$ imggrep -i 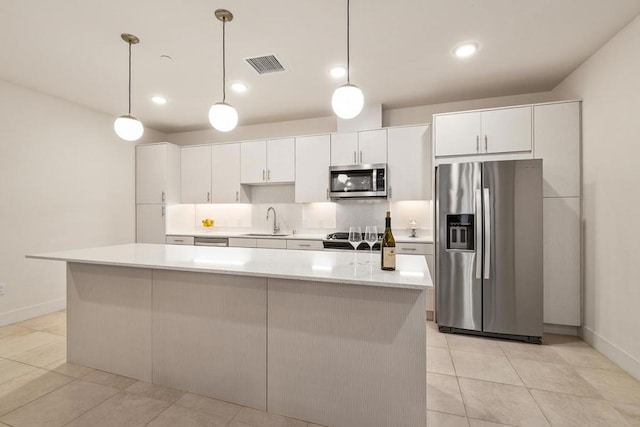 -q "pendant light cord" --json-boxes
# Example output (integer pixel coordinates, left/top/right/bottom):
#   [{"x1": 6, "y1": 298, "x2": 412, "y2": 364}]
[
  {"x1": 222, "y1": 18, "x2": 227, "y2": 102},
  {"x1": 346, "y1": 0, "x2": 351, "y2": 84},
  {"x1": 128, "y1": 41, "x2": 132, "y2": 115}
]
